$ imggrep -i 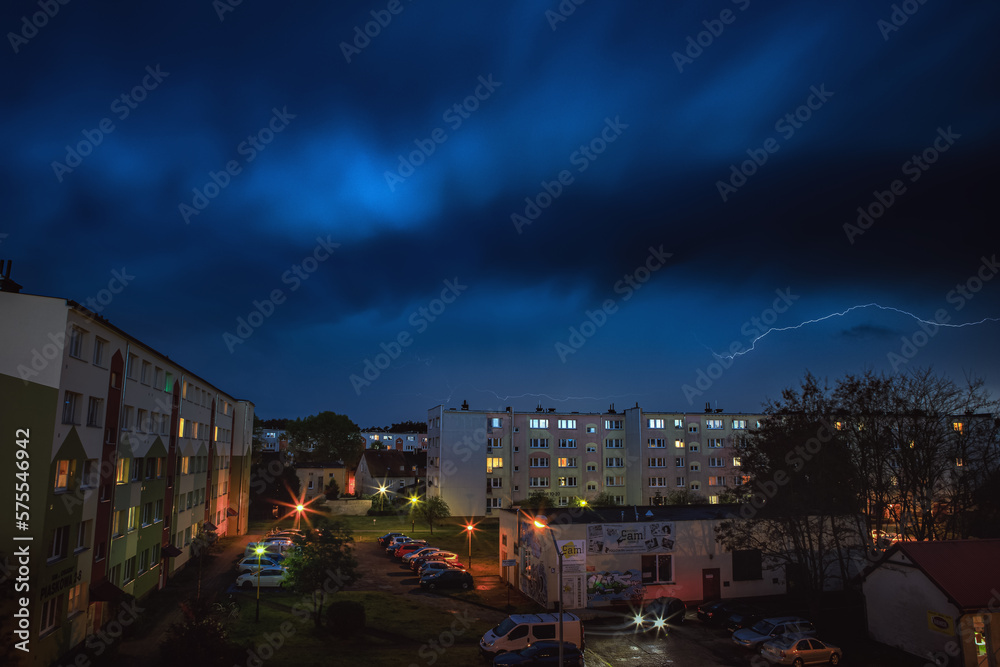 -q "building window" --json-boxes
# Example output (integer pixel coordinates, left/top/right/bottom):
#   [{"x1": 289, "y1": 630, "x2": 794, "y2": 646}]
[
  {"x1": 141, "y1": 502, "x2": 153, "y2": 527},
  {"x1": 488, "y1": 477, "x2": 503, "y2": 488},
  {"x1": 487, "y1": 438, "x2": 502, "y2": 449},
  {"x1": 586, "y1": 463, "x2": 597, "y2": 471},
  {"x1": 732, "y1": 419, "x2": 747, "y2": 429},
  {"x1": 486, "y1": 457, "x2": 503, "y2": 473},
  {"x1": 62, "y1": 391, "x2": 80, "y2": 424},
  {"x1": 130, "y1": 459, "x2": 142, "y2": 482},
  {"x1": 605, "y1": 419, "x2": 623, "y2": 430},
  {"x1": 121, "y1": 405, "x2": 133, "y2": 431},
  {"x1": 674, "y1": 439, "x2": 684, "y2": 448},
  {"x1": 558, "y1": 438, "x2": 577, "y2": 449},
  {"x1": 952, "y1": 421, "x2": 964, "y2": 433},
  {"x1": 649, "y1": 477, "x2": 667, "y2": 487},
  {"x1": 706, "y1": 419, "x2": 723, "y2": 429},
  {"x1": 612, "y1": 495, "x2": 625, "y2": 505},
  {"x1": 605, "y1": 457, "x2": 624, "y2": 468},
  {"x1": 709, "y1": 457, "x2": 724, "y2": 468},
  {"x1": 586, "y1": 444, "x2": 597, "y2": 452},
  {"x1": 139, "y1": 549, "x2": 150, "y2": 574},
  {"x1": 586, "y1": 482, "x2": 598, "y2": 491},
  {"x1": 80, "y1": 459, "x2": 98, "y2": 488},
  {"x1": 86, "y1": 397, "x2": 104, "y2": 428},
  {"x1": 115, "y1": 458, "x2": 129, "y2": 484},
  {"x1": 649, "y1": 458, "x2": 667, "y2": 467},
  {"x1": 707, "y1": 438, "x2": 725, "y2": 448},
  {"x1": 92, "y1": 338, "x2": 107, "y2": 366},
  {"x1": 529, "y1": 419, "x2": 548, "y2": 429},
  {"x1": 154, "y1": 499, "x2": 163, "y2": 522},
  {"x1": 48, "y1": 525, "x2": 69, "y2": 561},
  {"x1": 529, "y1": 477, "x2": 549, "y2": 488},
  {"x1": 76, "y1": 520, "x2": 92, "y2": 552},
  {"x1": 529, "y1": 438, "x2": 549, "y2": 448},
  {"x1": 557, "y1": 419, "x2": 576, "y2": 429},
  {"x1": 605, "y1": 439, "x2": 623, "y2": 449},
  {"x1": 647, "y1": 419, "x2": 665, "y2": 429},
  {"x1": 136, "y1": 409, "x2": 147, "y2": 432},
  {"x1": 68, "y1": 327, "x2": 85, "y2": 358},
  {"x1": 123, "y1": 556, "x2": 136, "y2": 584},
  {"x1": 40, "y1": 596, "x2": 61, "y2": 634},
  {"x1": 490, "y1": 418, "x2": 503, "y2": 428},
  {"x1": 487, "y1": 497, "x2": 502, "y2": 509},
  {"x1": 690, "y1": 481, "x2": 701, "y2": 490},
  {"x1": 648, "y1": 438, "x2": 666, "y2": 448},
  {"x1": 675, "y1": 457, "x2": 685, "y2": 468},
  {"x1": 676, "y1": 476, "x2": 685, "y2": 487},
  {"x1": 128, "y1": 506, "x2": 138, "y2": 531},
  {"x1": 127, "y1": 353, "x2": 138, "y2": 379},
  {"x1": 688, "y1": 424, "x2": 698, "y2": 433},
  {"x1": 557, "y1": 477, "x2": 577, "y2": 487},
  {"x1": 54, "y1": 460, "x2": 71, "y2": 492},
  {"x1": 605, "y1": 476, "x2": 625, "y2": 486},
  {"x1": 673, "y1": 419, "x2": 683, "y2": 429},
  {"x1": 733, "y1": 457, "x2": 742, "y2": 467},
  {"x1": 690, "y1": 462, "x2": 700, "y2": 472},
  {"x1": 641, "y1": 554, "x2": 672, "y2": 584},
  {"x1": 530, "y1": 457, "x2": 549, "y2": 467},
  {"x1": 141, "y1": 361, "x2": 151, "y2": 385},
  {"x1": 557, "y1": 457, "x2": 577, "y2": 468},
  {"x1": 709, "y1": 476, "x2": 727, "y2": 486},
  {"x1": 586, "y1": 425, "x2": 596, "y2": 433},
  {"x1": 689, "y1": 443, "x2": 700, "y2": 453}
]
